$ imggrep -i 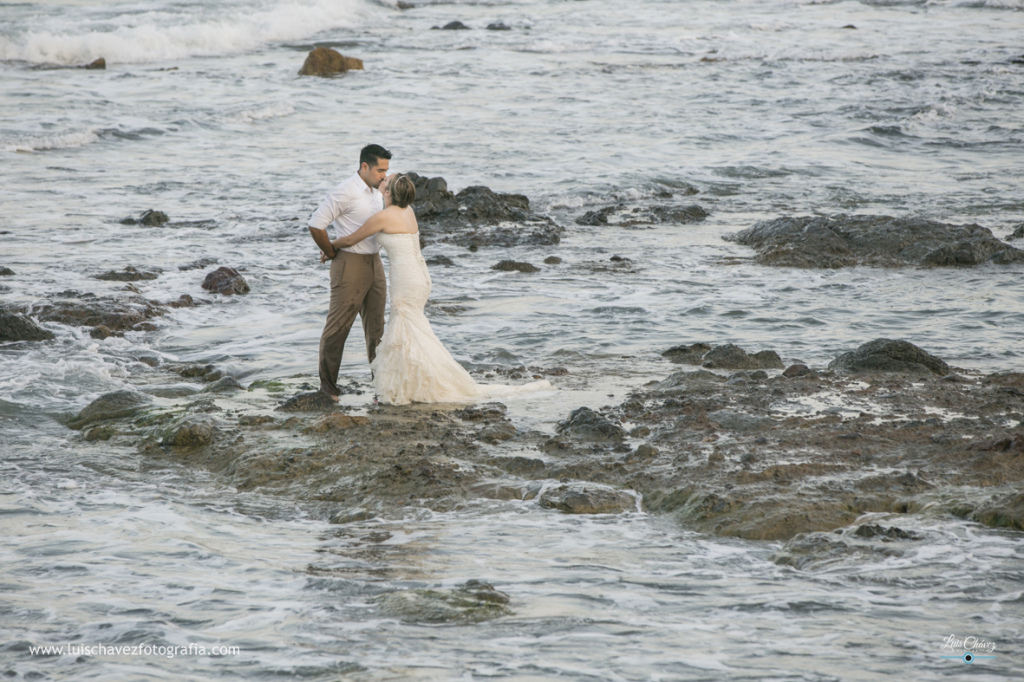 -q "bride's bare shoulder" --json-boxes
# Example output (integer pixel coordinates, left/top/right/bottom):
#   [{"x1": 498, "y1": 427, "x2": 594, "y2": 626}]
[{"x1": 381, "y1": 206, "x2": 419, "y2": 234}]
